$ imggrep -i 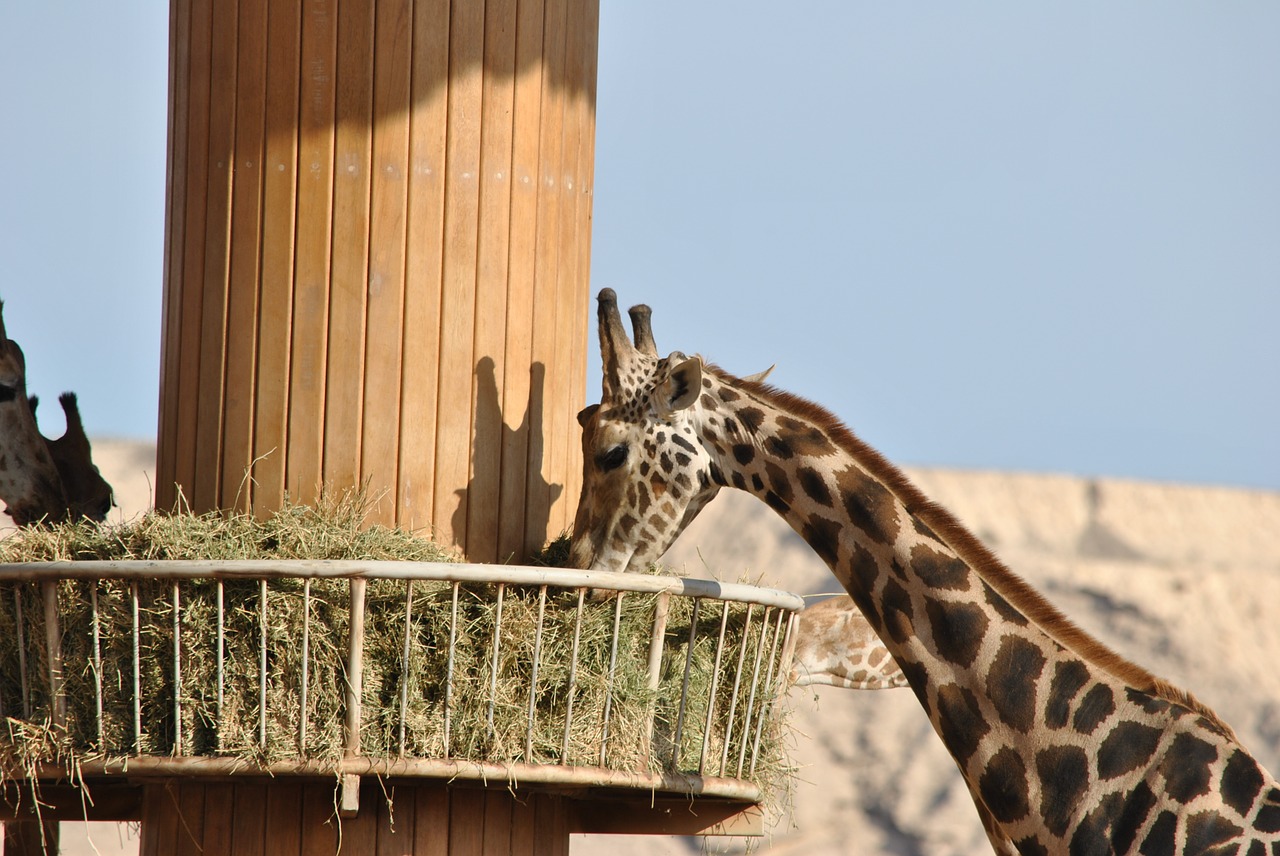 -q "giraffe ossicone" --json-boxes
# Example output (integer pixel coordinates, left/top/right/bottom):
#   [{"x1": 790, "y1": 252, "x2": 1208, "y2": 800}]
[
  {"x1": 0, "y1": 301, "x2": 113, "y2": 526},
  {"x1": 569, "y1": 288, "x2": 1280, "y2": 855}
]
